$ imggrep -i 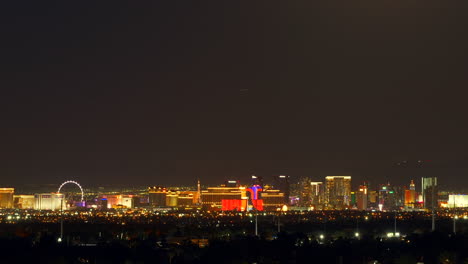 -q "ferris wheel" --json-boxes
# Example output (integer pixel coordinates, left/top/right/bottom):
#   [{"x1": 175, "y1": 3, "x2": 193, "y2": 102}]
[{"x1": 57, "y1": 180, "x2": 84, "y2": 202}]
